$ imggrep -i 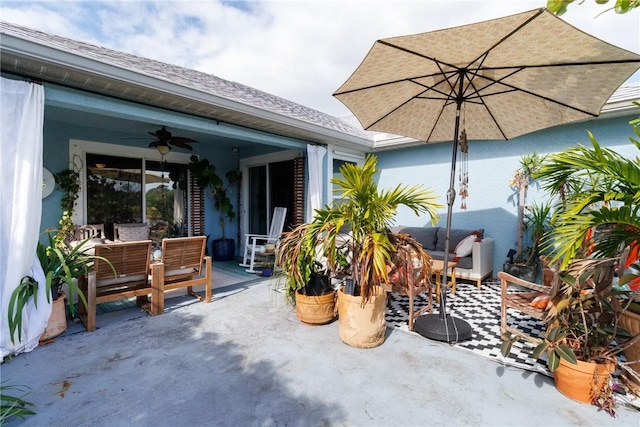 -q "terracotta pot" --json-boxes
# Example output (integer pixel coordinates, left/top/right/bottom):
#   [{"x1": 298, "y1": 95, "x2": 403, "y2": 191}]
[
  {"x1": 553, "y1": 357, "x2": 614, "y2": 403},
  {"x1": 39, "y1": 293, "x2": 67, "y2": 343},
  {"x1": 295, "y1": 289, "x2": 336, "y2": 325},
  {"x1": 337, "y1": 286, "x2": 387, "y2": 348},
  {"x1": 619, "y1": 309, "x2": 640, "y2": 396}
]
